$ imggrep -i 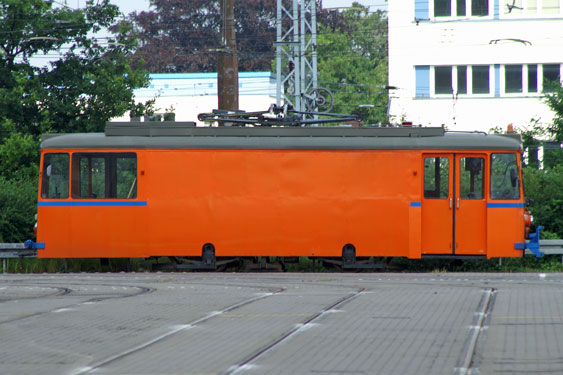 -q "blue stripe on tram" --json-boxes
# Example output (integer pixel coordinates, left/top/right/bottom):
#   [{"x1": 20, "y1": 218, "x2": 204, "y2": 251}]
[{"x1": 38, "y1": 201, "x2": 147, "y2": 207}]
